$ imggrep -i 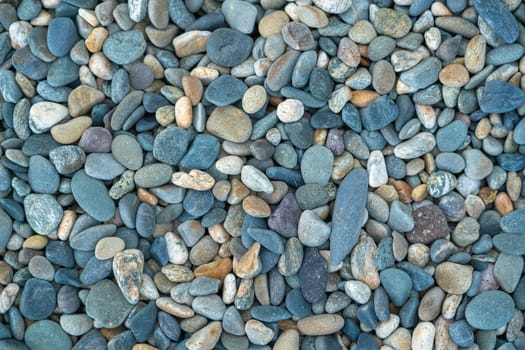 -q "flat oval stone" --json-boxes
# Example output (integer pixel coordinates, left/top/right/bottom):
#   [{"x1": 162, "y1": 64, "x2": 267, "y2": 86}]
[
  {"x1": 47, "y1": 17, "x2": 77, "y2": 57},
  {"x1": 20, "y1": 278, "x2": 56, "y2": 320},
  {"x1": 394, "y1": 132, "x2": 436, "y2": 159},
  {"x1": 103, "y1": 30, "x2": 147, "y2": 65},
  {"x1": 297, "y1": 314, "x2": 344, "y2": 335},
  {"x1": 361, "y1": 95, "x2": 399, "y2": 131},
  {"x1": 465, "y1": 290, "x2": 515, "y2": 330},
  {"x1": 152, "y1": 127, "x2": 189, "y2": 165},
  {"x1": 206, "y1": 28, "x2": 253, "y2": 67},
  {"x1": 85, "y1": 153, "x2": 125, "y2": 180},
  {"x1": 301, "y1": 145, "x2": 333, "y2": 186},
  {"x1": 181, "y1": 134, "x2": 220, "y2": 170},
  {"x1": 400, "y1": 57, "x2": 442, "y2": 89},
  {"x1": 28, "y1": 155, "x2": 60, "y2": 194},
  {"x1": 85, "y1": 279, "x2": 133, "y2": 328},
  {"x1": 204, "y1": 75, "x2": 247, "y2": 107},
  {"x1": 436, "y1": 120, "x2": 468, "y2": 152},
  {"x1": 71, "y1": 169, "x2": 115, "y2": 222},
  {"x1": 25, "y1": 320, "x2": 72, "y2": 350},
  {"x1": 330, "y1": 168, "x2": 368, "y2": 265},
  {"x1": 372, "y1": 8, "x2": 412, "y2": 38},
  {"x1": 134, "y1": 163, "x2": 173, "y2": 188},
  {"x1": 494, "y1": 233, "x2": 525, "y2": 255},
  {"x1": 479, "y1": 80, "x2": 525, "y2": 113}
]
